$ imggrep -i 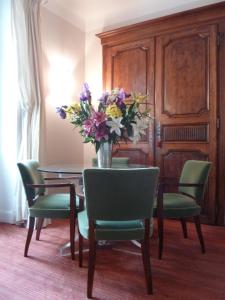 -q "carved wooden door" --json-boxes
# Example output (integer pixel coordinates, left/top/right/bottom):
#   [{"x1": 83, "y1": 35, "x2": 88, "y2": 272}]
[
  {"x1": 103, "y1": 39, "x2": 155, "y2": 164},
  {"x1": 155, "y1": 24, "x2": 218, "y2": 224}
]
